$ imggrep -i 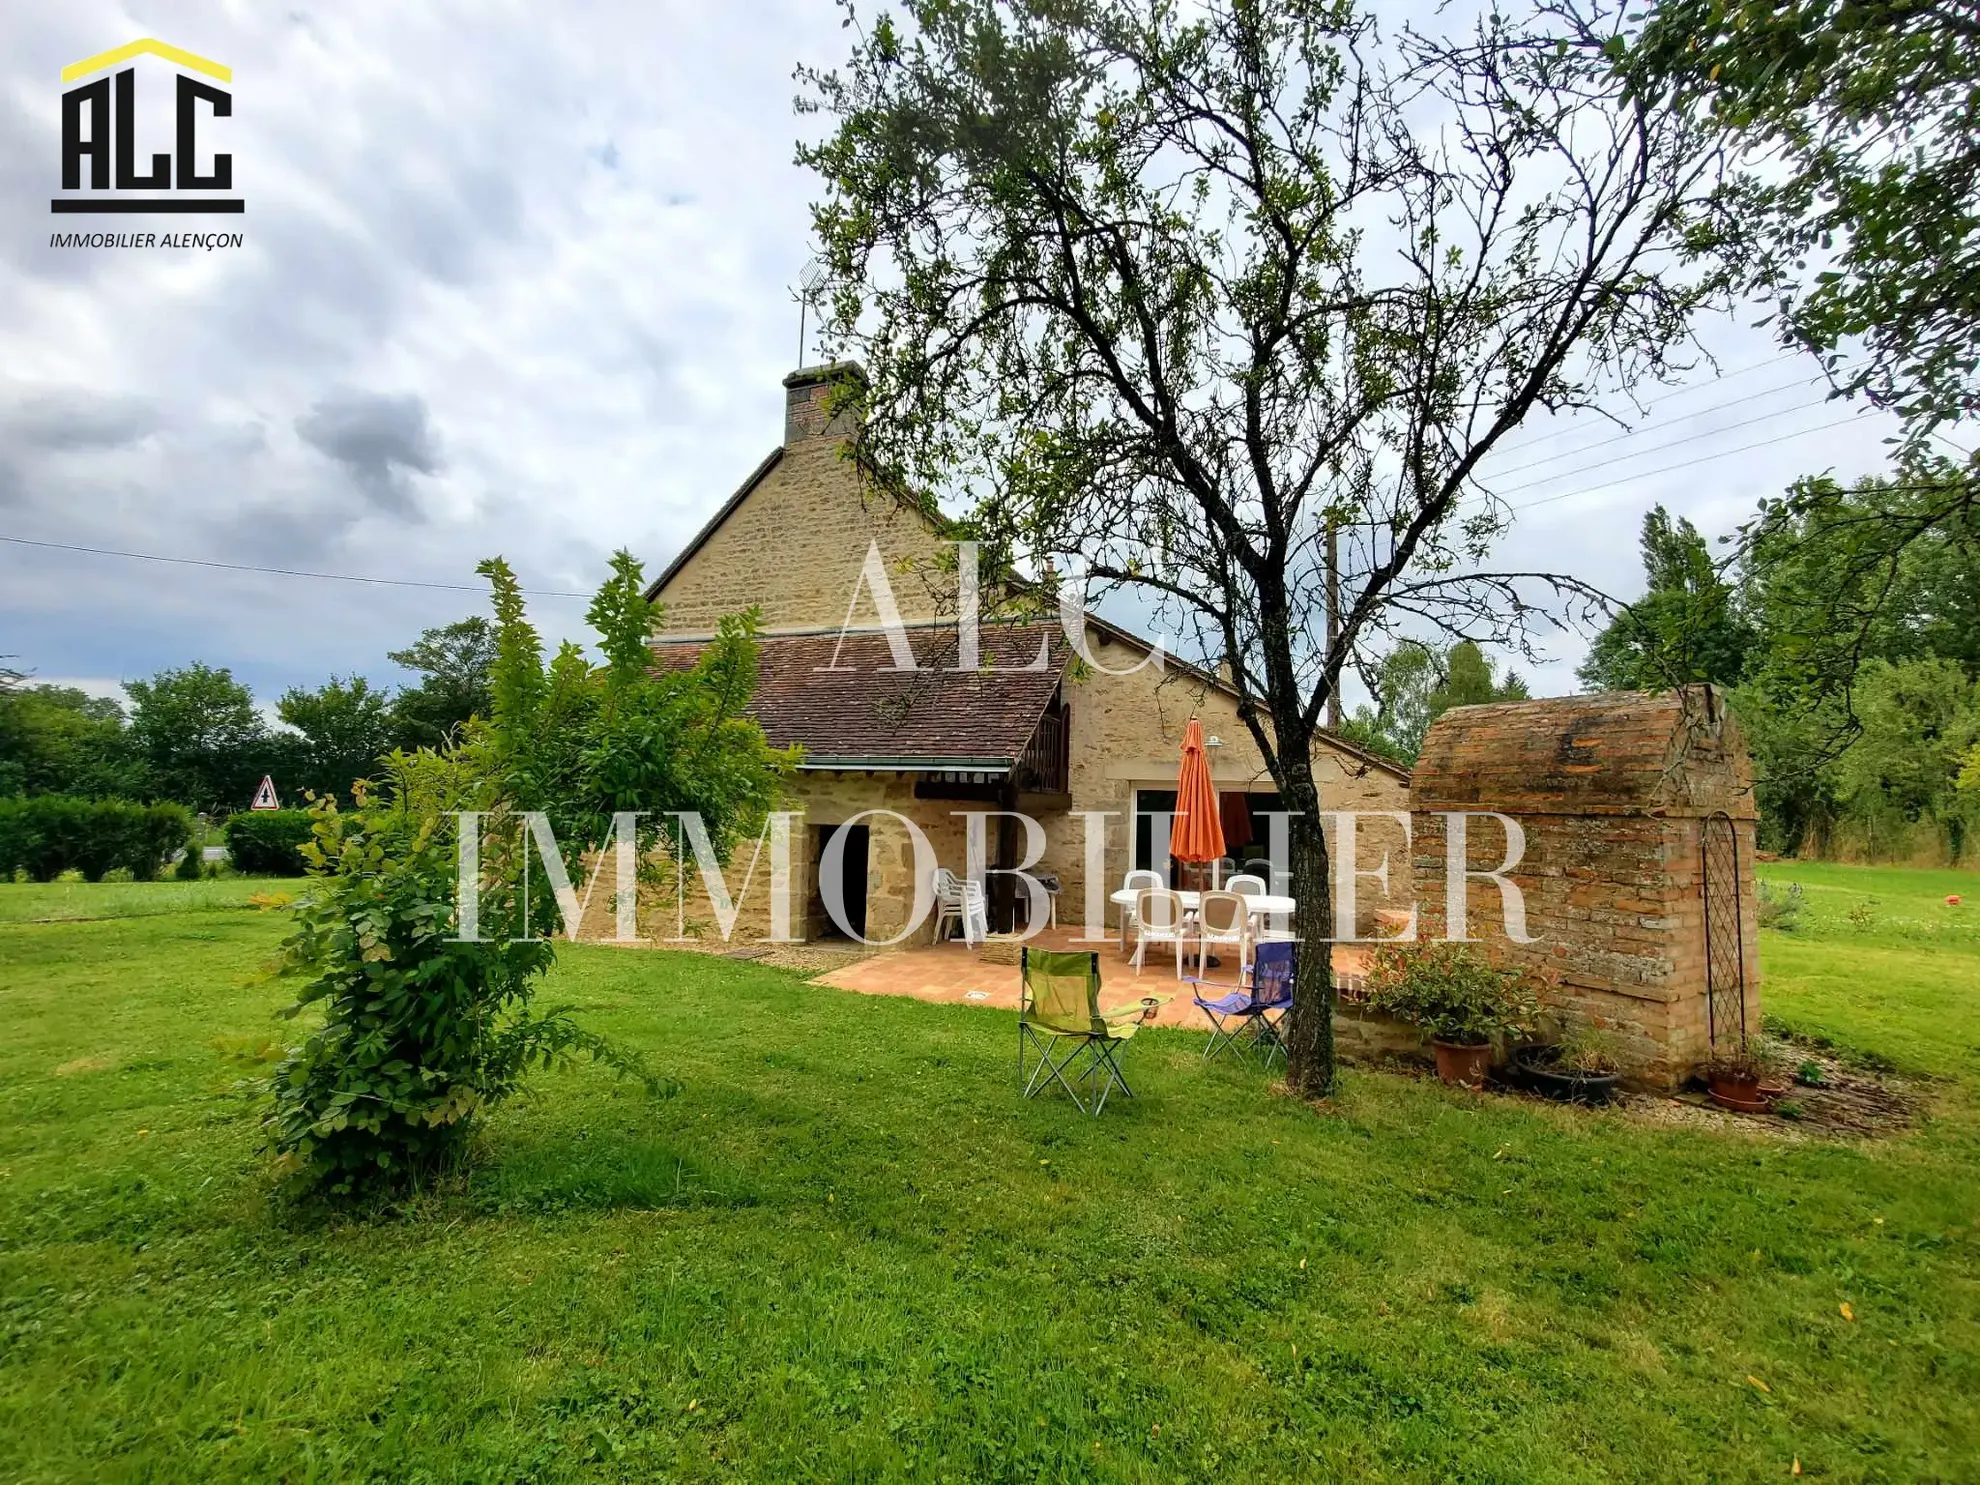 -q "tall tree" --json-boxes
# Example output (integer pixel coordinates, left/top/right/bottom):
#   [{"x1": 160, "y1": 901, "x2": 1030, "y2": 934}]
[
  {"x1": 1438, "y1": 643, "x2": 1530, "y2": 714},
  {"x1": 473, "y1": 553, "x2": 794, "y2": 868},
  {"x1": 1578, "y1": 505, "x2": 1755, "y2": 691},
  {"x1": 0, "y1": 680, "x2": 141, "y2": 799},
  {"x1": 1730, "y1": 468, "x2": 1980, "y2": 853},
  {"x1": 1631, "y1": 2, "x2": 1979, "y2": 734},
  {"x1": 1340, "y1": 644, "x2": 1443, "y2": 765},
  {"x1": 1742, "y1": 467, "x2": 1980, "y2": 702},
  {"x1": 802, "y1": 0, "x2": 1740, "y2": 1092},
  {"x1": 1635, "y1": 0, "x2": 1980, "y2": 441},
  {"x1": 1345, "y1": 641, "x2": 1528, "y2": 764},
  {"x1": 276, "y1": 675, "x2": 395, "y2": 804},
  {"x1": 387, "y1": 616, "x2": 498, "y2": 749},
  {"x1": 1829, "y1": 658, "x2": 1980, "y2": 861},
  {"x1": 125, "y1": 663, "x2": 268, "y2": 813}
]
